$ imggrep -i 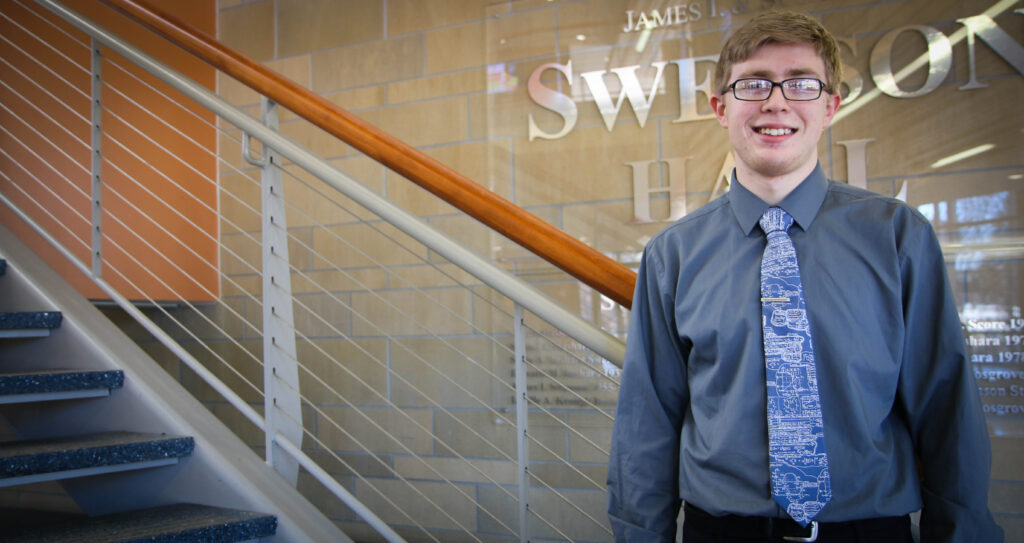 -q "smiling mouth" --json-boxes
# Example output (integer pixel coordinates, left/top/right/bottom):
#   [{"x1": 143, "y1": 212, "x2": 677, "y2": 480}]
[{"x1": 756, "y1": 127, "x2": 795, "y2": 136}]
